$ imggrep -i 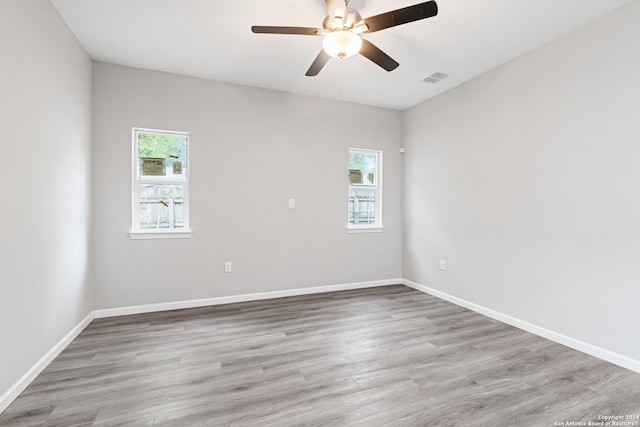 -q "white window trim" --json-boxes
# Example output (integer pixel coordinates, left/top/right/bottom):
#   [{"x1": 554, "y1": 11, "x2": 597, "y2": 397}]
[
  {"x1": 347, "y1": 227, "x2": 384, "y2": 234},
  {"x1": 130, "y1": 127, "x2": 191, "y2": 239},
  {"x1": 129, "y1": 231, "x2": 192, "y2": 239},
  {"x1": 347, "y1": 148, "x2": 383, "y2": 231}
]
